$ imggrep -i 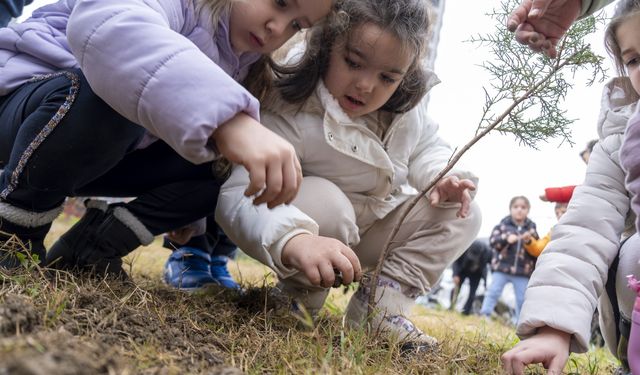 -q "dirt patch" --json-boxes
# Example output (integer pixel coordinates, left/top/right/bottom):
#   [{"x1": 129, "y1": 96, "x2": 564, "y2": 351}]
[
  {"x1": 0, "y1": 329, "x2": 126, "y2": 375},
  {"x1": 0, "y1": 265, "x2": 249, "y2": 374},
  {"x1": 63, "y1": 285, "x2": 232, "y2": 371},
  {"x1": 0, "y1": 295, "x2": 39, "y2": 336}
]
